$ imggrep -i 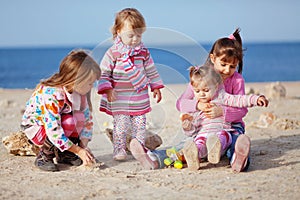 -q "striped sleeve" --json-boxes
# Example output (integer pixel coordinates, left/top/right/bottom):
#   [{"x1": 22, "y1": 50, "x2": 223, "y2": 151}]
[
  {"x1": 97, "y1": 48, "x2": 115, "y2": 94},
  {"x1": 223, "y1": 73, "x2": 248, "y2": 123},
  {"x1": 143, "y1": 49, "x2": 164, "y2": 91},
  {"x1": 216, "y1": 89, "x2": 259, "y2": 108}
]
